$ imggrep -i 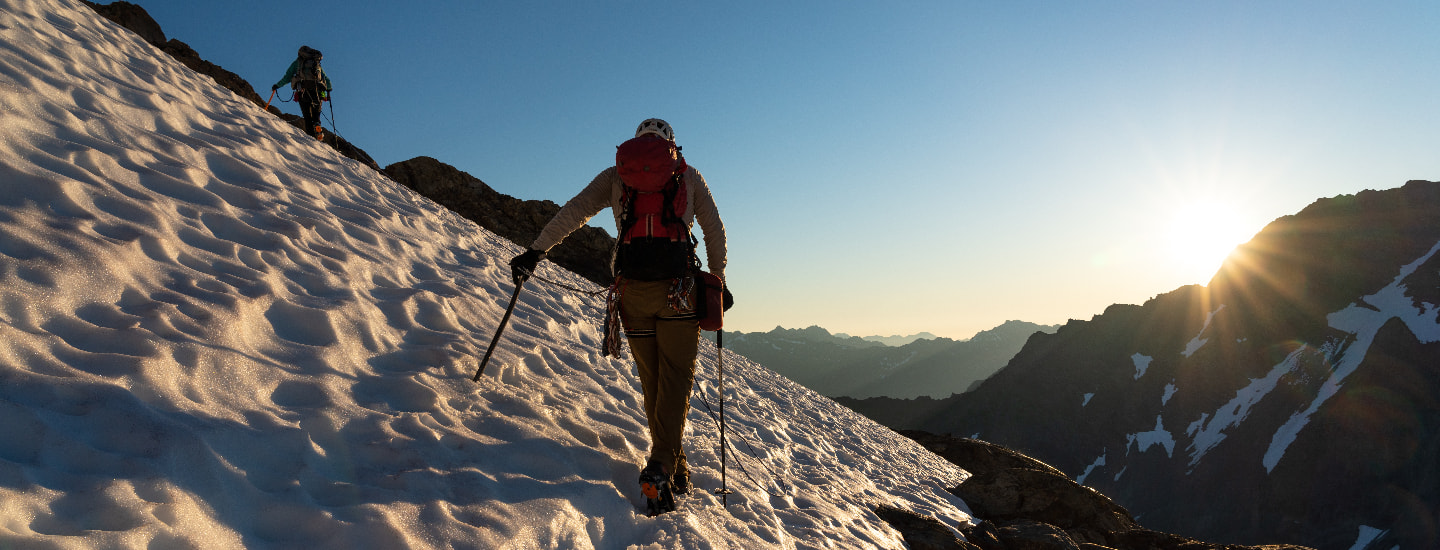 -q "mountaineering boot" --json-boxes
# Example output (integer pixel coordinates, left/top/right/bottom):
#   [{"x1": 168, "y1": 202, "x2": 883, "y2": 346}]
[
  {"x1": 639, "y1": 459, "x2": 675, "y2": 516},
  {"x1": 671, "y1": 470, "x2": 690, "y2": 495},
  {"x1": 313, "y1": 126, "x2": 325, "y2": 141}
]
